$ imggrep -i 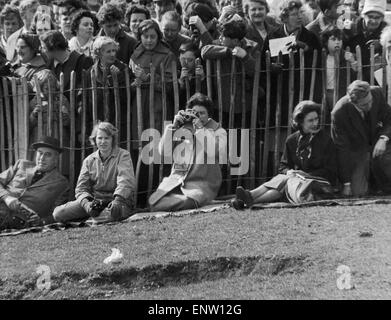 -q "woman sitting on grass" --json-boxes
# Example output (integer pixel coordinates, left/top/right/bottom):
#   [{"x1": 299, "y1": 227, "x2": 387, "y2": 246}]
[
  {"x1": 52, "y1": 122, "x2": 136, "y2": 223},
  {"x1": 232, "y1": 101, "x2": 337, "y2": 209}
]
